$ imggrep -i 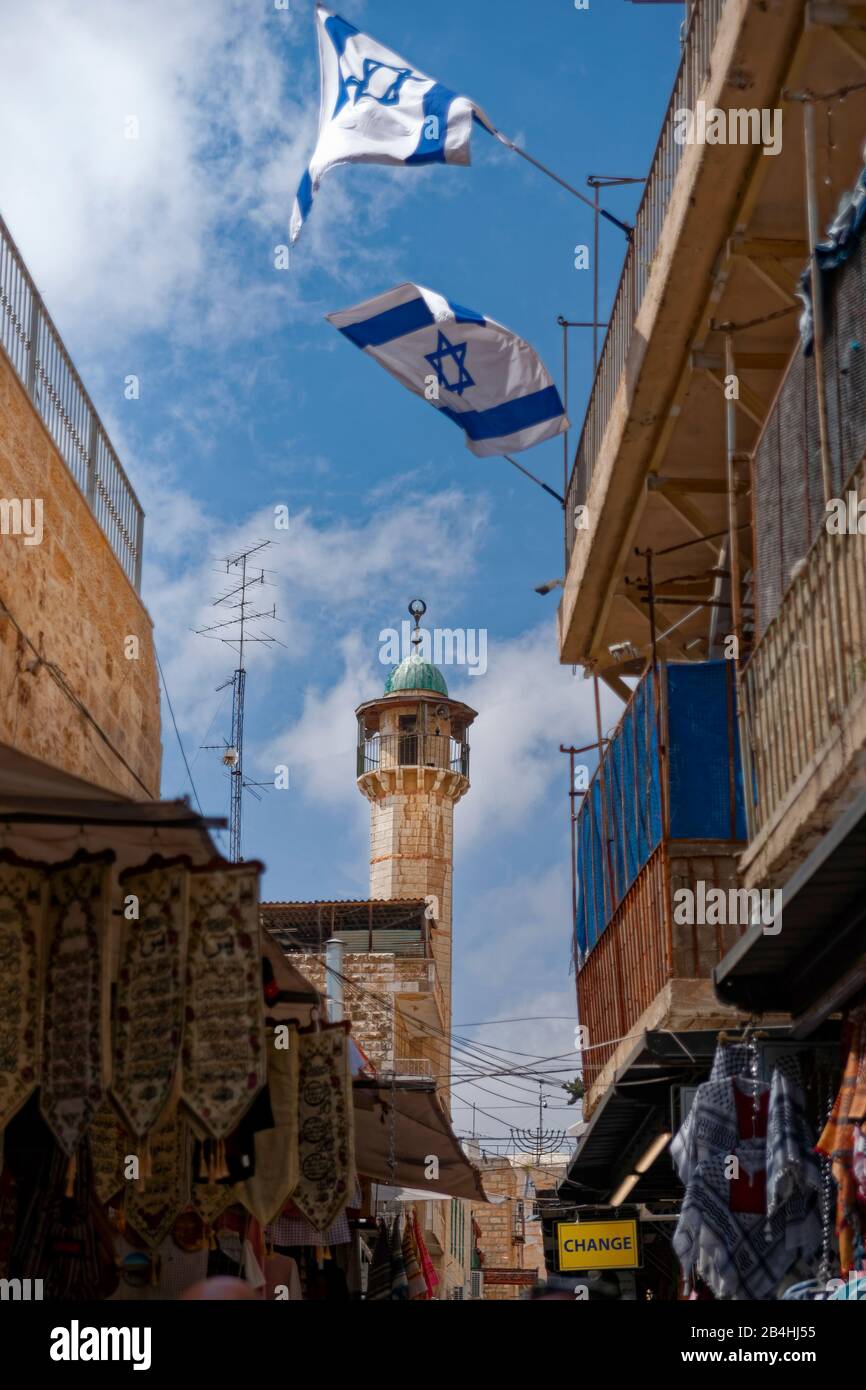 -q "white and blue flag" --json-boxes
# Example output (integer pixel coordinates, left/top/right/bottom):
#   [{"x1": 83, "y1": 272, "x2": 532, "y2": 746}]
[
  {"x1": 326, "y1": 282, "x2": 568, "y2": 458},
  {"x1": 291, "y1": 4, "x2": 499, "y2": 244}
]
